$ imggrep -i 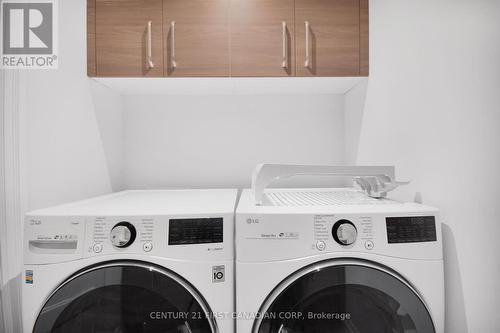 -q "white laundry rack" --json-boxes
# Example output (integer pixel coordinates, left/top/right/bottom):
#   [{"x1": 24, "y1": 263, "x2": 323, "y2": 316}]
[{"x1": 251, "y1": 164, "x2": 409, "y2": 205}]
